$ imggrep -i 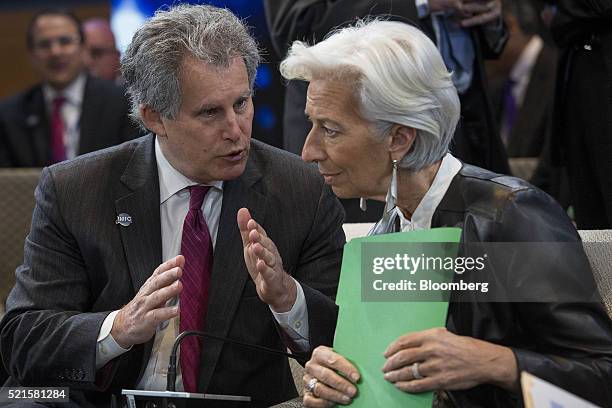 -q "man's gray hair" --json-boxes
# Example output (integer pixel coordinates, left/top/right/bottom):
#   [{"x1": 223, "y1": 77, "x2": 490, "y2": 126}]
[
  {"x1": 121, "y1": 4, "x2": 260, "y2": 129},
  {"x1": 280, "y1": 19, "x2": 460, "y2": 171}
]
